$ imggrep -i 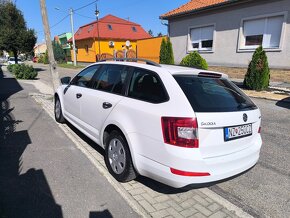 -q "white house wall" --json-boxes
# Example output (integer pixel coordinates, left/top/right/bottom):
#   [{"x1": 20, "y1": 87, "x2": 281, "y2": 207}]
[{"x1": 169, "y1": 0, "x2": 290, "y2": 69}]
